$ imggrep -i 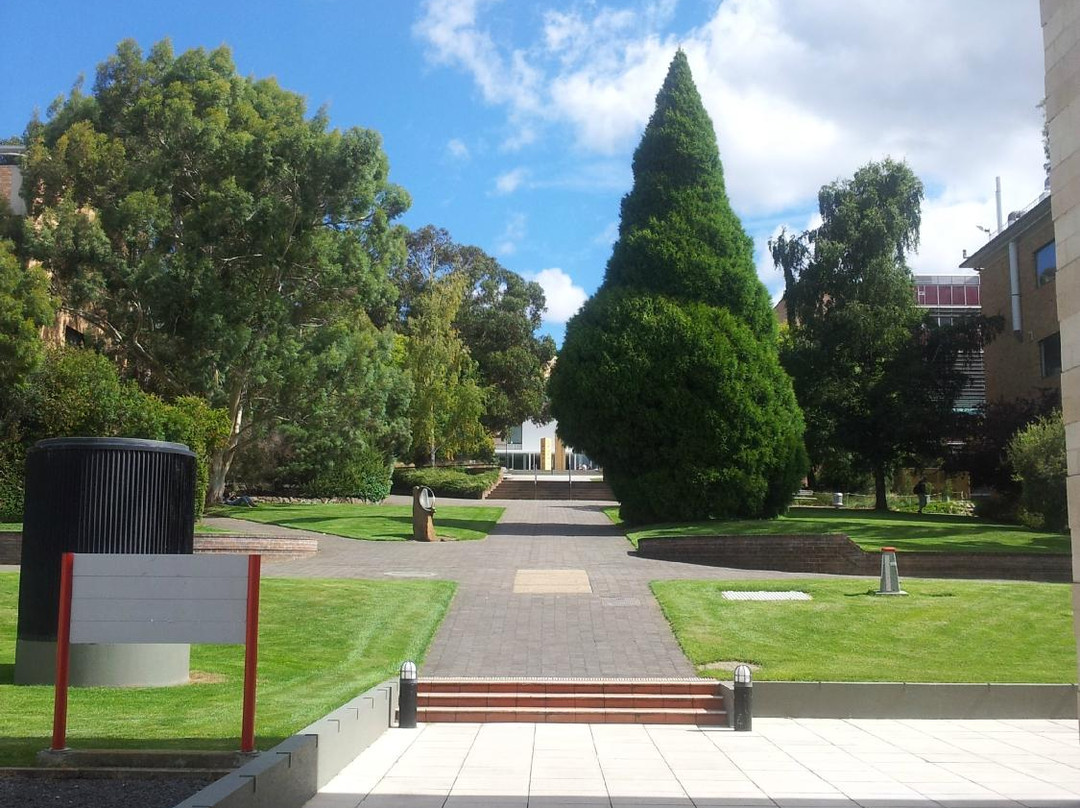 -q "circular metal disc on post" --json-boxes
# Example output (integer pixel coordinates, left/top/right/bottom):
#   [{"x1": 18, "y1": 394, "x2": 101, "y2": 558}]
[{"x1": 419, "y1": 487, "x2": 435, "y2": 511}]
